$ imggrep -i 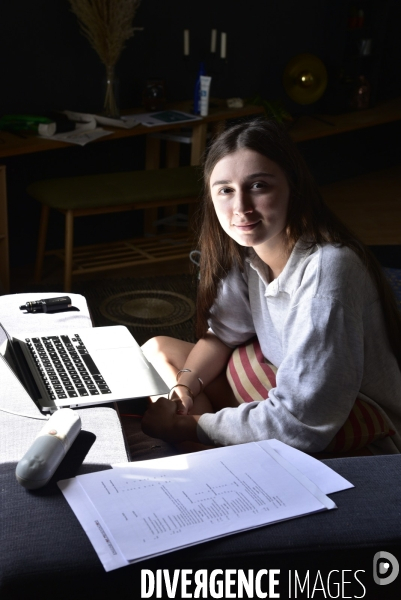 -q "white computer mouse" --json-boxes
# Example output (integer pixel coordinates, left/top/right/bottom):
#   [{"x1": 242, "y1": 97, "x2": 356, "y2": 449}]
[{"x1": 16, "y1": 408, "x2": 81, "y2": 489}]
